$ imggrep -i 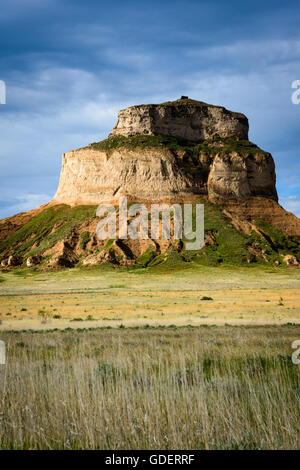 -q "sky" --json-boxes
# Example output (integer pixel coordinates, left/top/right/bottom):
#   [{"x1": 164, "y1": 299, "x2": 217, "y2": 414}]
[{"x1": 0, "y1": 0, "x2": 300, "y2": 218}]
